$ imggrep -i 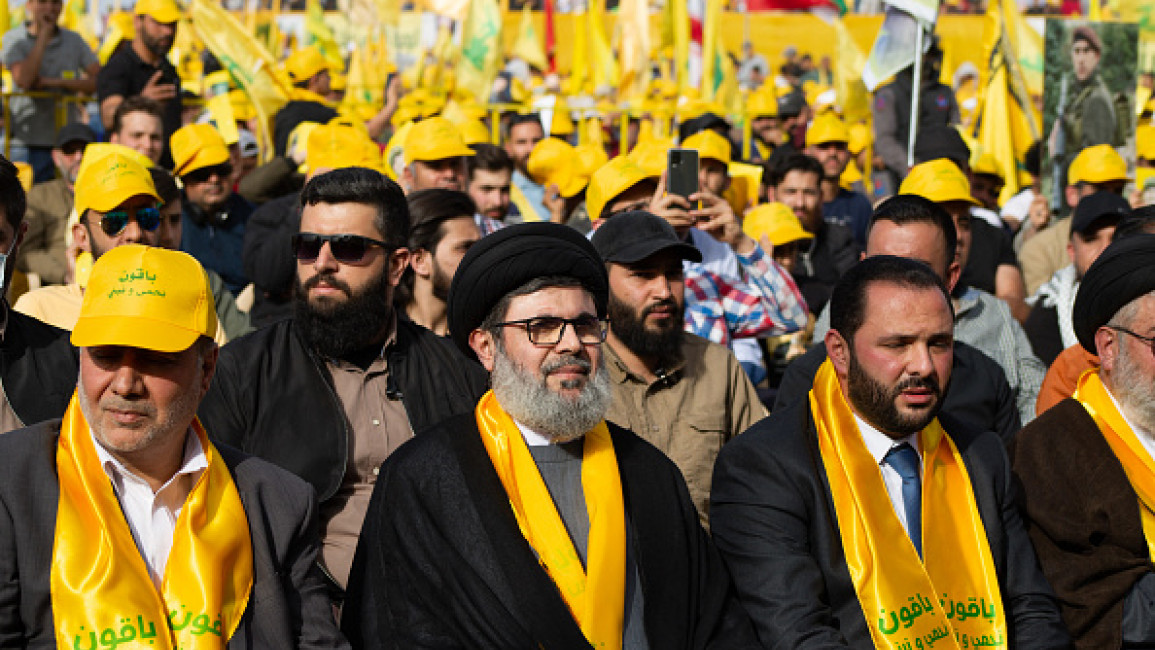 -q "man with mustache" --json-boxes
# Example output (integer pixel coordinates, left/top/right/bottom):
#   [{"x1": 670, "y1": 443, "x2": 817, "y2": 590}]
[
  {"x1": 712, "y1": 255, "x2": 1070, "y2": 648},
  {"x1": 198, "y1": 167, "x2": 488, "y2": 604},
  {"x1": 342, "y1": 222, "x2": 760, "y2": 649},
  {"x1": 591, "y1": 211, "x2": 766, "y2": 525}
]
